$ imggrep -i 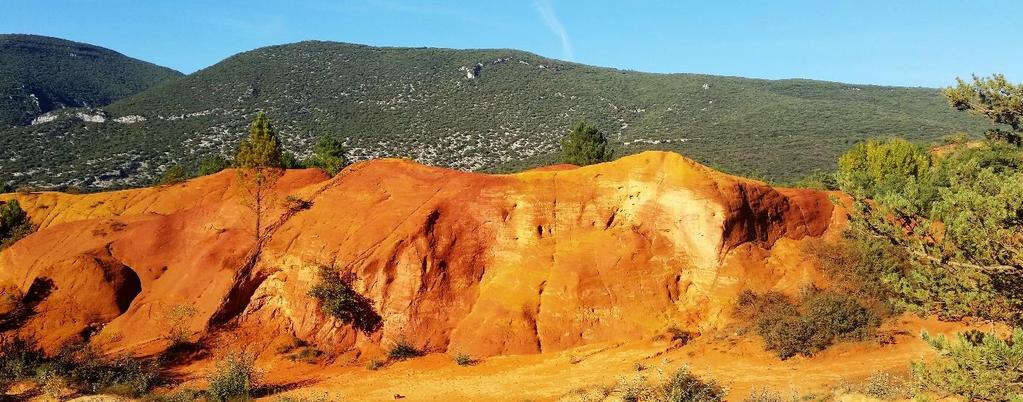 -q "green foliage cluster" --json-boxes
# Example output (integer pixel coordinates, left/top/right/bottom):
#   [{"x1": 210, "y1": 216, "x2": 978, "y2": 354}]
[
  {"x1": 0, "y1": 338, "x2": 160, "y2": 397},
  {"x1": 837, "y1": 131, "x2": 1023, "y2": 322},
  {"x1": 736, "y1": 289, "x2": 878, "y2": 359},
  {"x1": 452, "y1": 352, "x2": 476, "y2": 366},
  {"x1": 658, "y1": 366, "x2": 726, "y2": 402},
  {"x1": 620, "y1": 366, "x2": 725, "y2": 402},
  {"x1": 306, "y1": 135, "x2": 349, "y2": 176},
  {"x1": 158, "y1": 164, "x2": 188, "y2": 185},
  {"x1": 0, "y1": 34, "x2": 181, "y2": 126},
  {"x1": 561, "y1": 121, "x2": 612, "y2": 165},
  {"x1": 235, "y1": 111, "x2": 284, "y2": 170},
  {"x1": 387, "y1": 339, "x2": 423, "y2": 361},
  {"x1": 235, "y1": 111, "x2": 285, "y2": 238},
  {"x1": 199, "y1": 154, "x2": 232, "y2": 176},
  {"x1": 0, "y1": 199, "x2": 33, "y2": 249},
  {"x1": 945, "y1": 74, "x2": 1023, "y2": 131},
  {"x1": 307, "y1": 266, "x2": 381, "y2": 334},
  {"x1": 912, "y1": 329, "x2": 1023, "y2": 401},
  {"x1": 205, "y1": 350, "x2": 257, "y2": 402},
  {"x1": 0, "y1": 41, "x2": 987, "y2": 188}
]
